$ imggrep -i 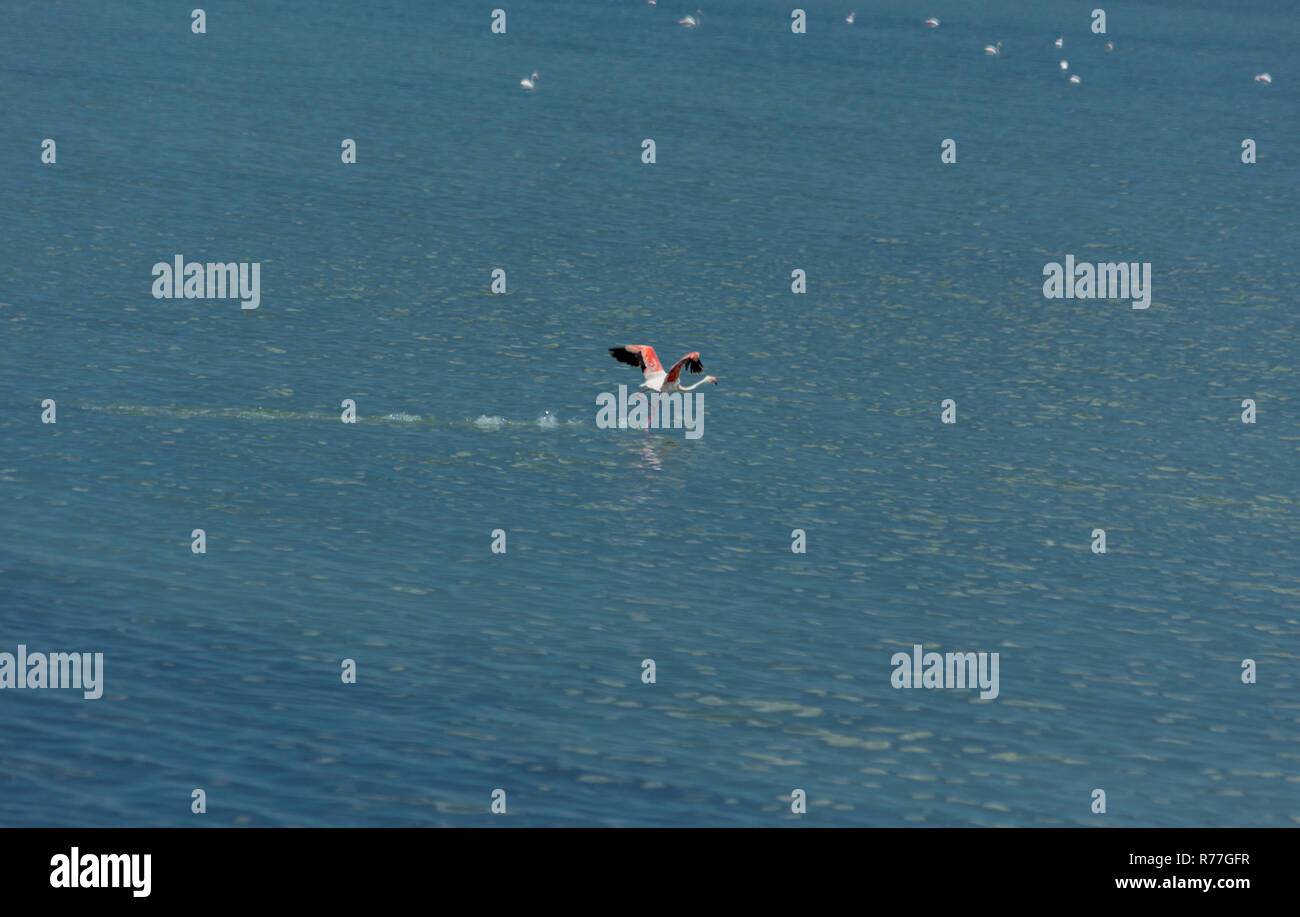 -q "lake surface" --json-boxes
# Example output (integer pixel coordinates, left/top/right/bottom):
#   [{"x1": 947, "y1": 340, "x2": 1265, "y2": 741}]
[{"x1": 0, "y1": 0, "x2": 1296, "y2": 826}]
